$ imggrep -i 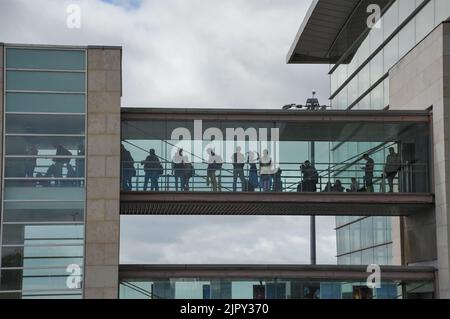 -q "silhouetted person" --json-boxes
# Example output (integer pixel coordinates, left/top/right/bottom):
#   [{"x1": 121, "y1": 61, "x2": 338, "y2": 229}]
[
  {"x1": 64, "y1": 164, "x2": 77, "y2": 187},
  {"x1": 300, "y1": 161, "x2": 318, "y2": 192},
  {"x1": 25, "y1": 144, "x2": 38, "y2": 178},
  {"x1": 332, "y1": 180, "x2": 345, "y2": 192},
  {"x1": 207, "y1": 148, "x2": 223, "y2": 192},
  {"x1": 232, "y1": 146, "x2": 246, "y2": 192},
  {"x1": 36, "y1": 163, "x2": 57, "y2": 187},
  {"x1": 121, "y1": 144, "x2": 135, "y2": 191},
  {"x1": 259, "y1": 150, "x2": 272, "y2": 192},
  {"x1": 322, "y1": 182, "x2": 333, "y2": 192},
  {"x1": 76, "y1": 142, "x2": 85, "y2": 186},
  {"x1": 273, "y1": 168, "x2": 283, "y2": 192},
  {"x1": 142, "y1": 149, "x2": 162, "y2": 191},
  {"x1": 361, "y1": 154, "x2": 374, "y2": 192},
  {"x1": 172, "y1": 149, "x2": 187, "y2": 192},
  {"x1": 53, "y1": 144, "x2": 72, "y2": 186},
  {"x1": 183, "y1": 159, "x2": 195, "y2": 191},
  {"x1": 384, "y1": 147, "x2": 401, "y2": 193},
  {"x1": 347, "y1": 177, "x2": 359, "y2": 192},
  {"x1": 247, "y1": 151, "x2": 259, "y2": 192}
]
